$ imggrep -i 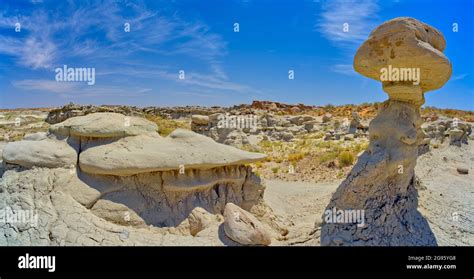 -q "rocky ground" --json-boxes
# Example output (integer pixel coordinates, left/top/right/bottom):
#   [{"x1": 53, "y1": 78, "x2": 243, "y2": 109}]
[
  {"x1": 264, "y1": 141, "x2": 474, "y2": 246},
  {"x1": 0, "y1": 101, "x2": 472, "y2": 246}
]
